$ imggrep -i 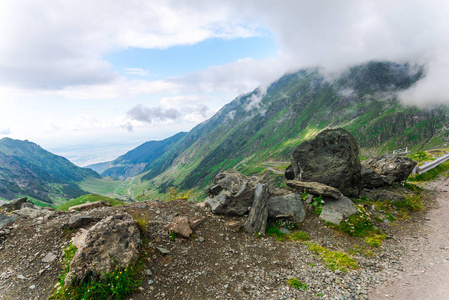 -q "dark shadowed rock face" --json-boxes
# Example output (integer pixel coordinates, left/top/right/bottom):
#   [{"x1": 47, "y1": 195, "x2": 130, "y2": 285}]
[
  {"x1": 243, "y1": 183, "x2": 269, "y2": 234},
  {"x1": 290, "y1": 128, "x2": 362, "y2": 197},
  {"x1": 361, "y1": 155, "x2": 417, "y2": 185},
  {"x1": 268, "y1": 193, "x2": 305, "y2": 223}
]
